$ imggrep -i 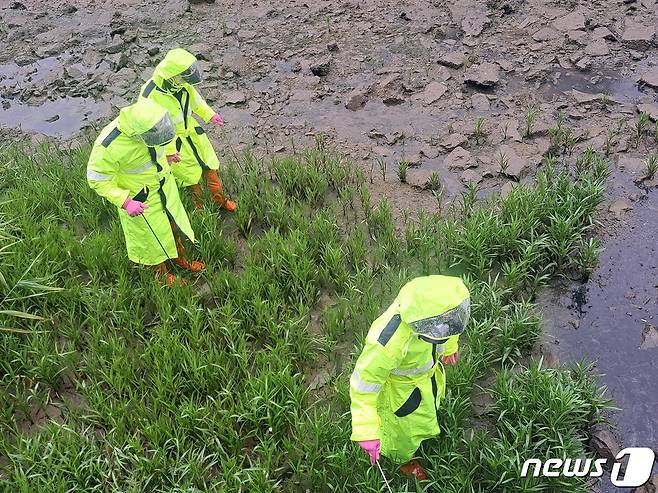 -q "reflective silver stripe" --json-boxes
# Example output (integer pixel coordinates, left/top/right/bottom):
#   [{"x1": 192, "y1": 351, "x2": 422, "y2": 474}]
[
  {"x1": 390, "y1": 360, "x2": 434, "y2": 376},
  {"x1": 435, "y1": 344, "x2": 445, "y2": 354},
  {"x1": 350, "y1": 370, "x2": 382, "y2": 393},
  {"x1": 125, "y1": 161, "x2": 153, "y2": 174},
  {"x1": 87, "y1": 169, "x2": 112, "y2": 181},
  {"x1": 172, "y1": 113, "x2": 184, "y2": 124}
]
